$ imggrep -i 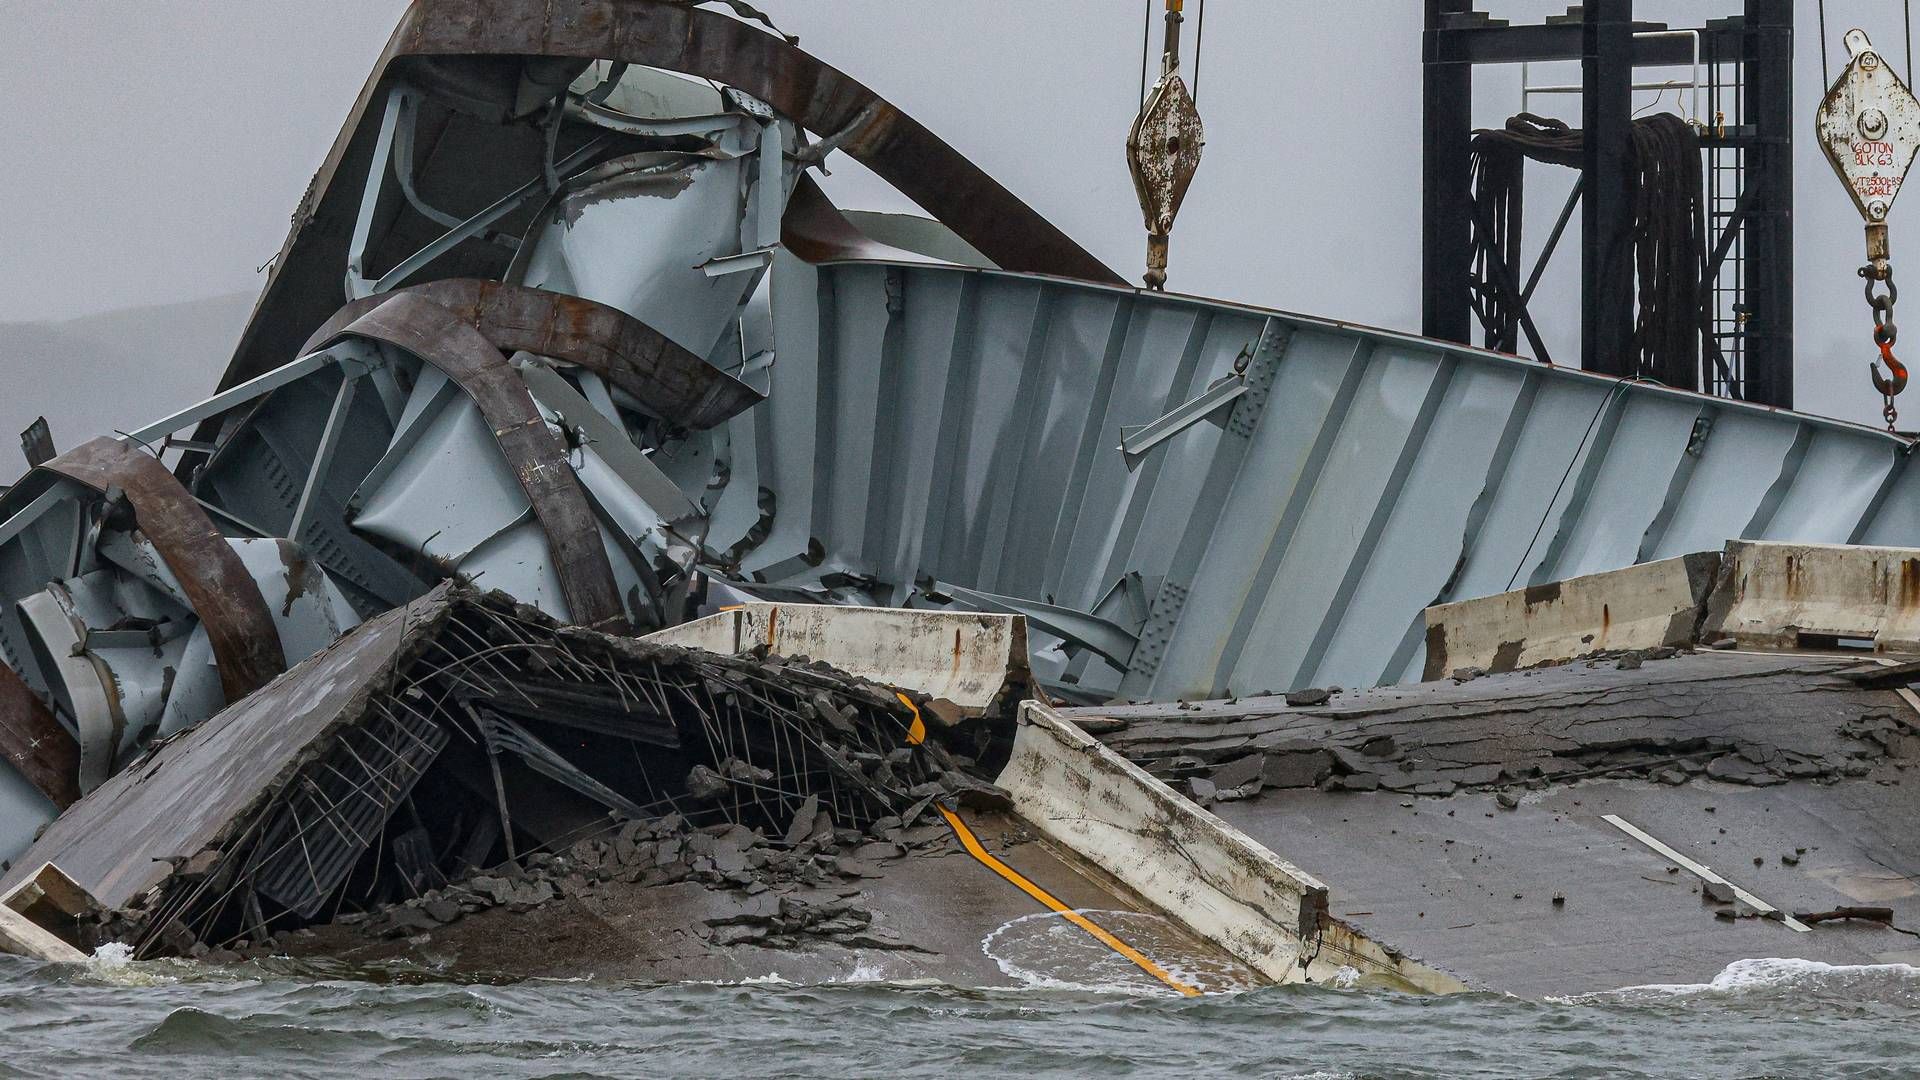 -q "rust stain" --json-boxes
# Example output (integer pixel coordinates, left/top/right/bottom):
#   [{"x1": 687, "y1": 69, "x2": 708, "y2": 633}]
[
  {"x1": 1522, "y1": 580, "x2": 1561, "y2": 608},
  {"x1": 43, "y1": 438, "x2": 287, "y2": 703},
  {"x1": 300, "y1": 279, "x2": 760, "y2": 433},
  {"x1": 1900, "y1": 558, "x2": 1920, "y2": 611},
  {"x1": 0, "y1": 664, "x2": 79, "y2": 809},
  {"x1": 278, "y1": 541, "x2": 312, "y2": 619},
  {"x1": 1421, "y1": 623, "x2": 1449, "y2": 682},
  {"x1": 558, "y1": 157, "x2": 703, "y2": 228},
  {"x1": 1490, "y1": 639, "x2": 1525, "y2": 674}
]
